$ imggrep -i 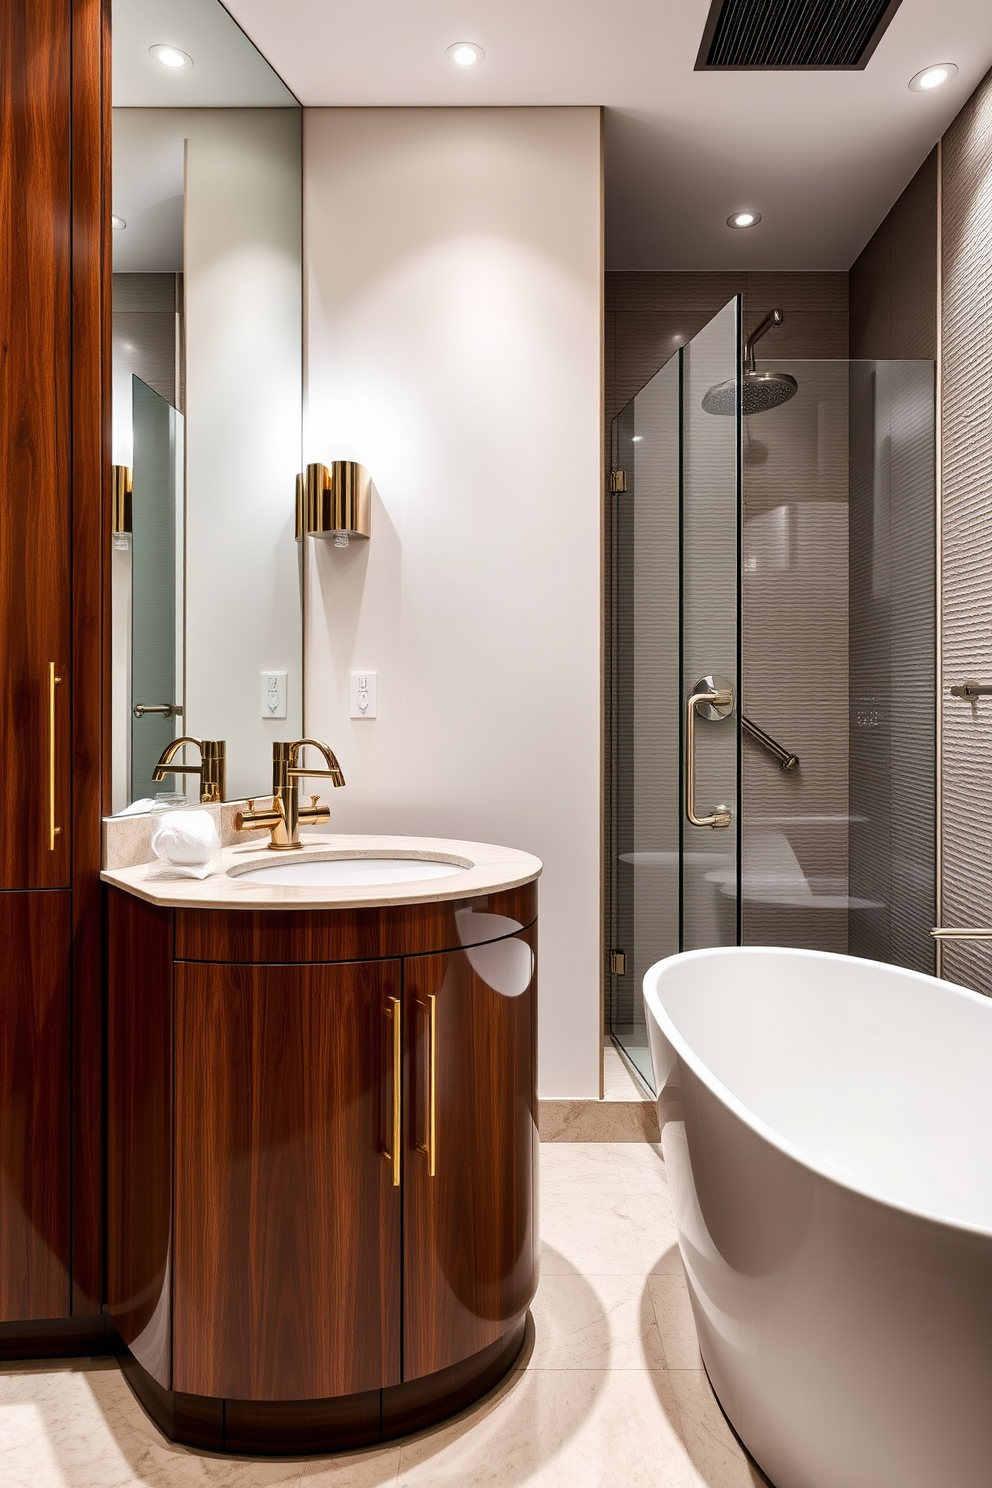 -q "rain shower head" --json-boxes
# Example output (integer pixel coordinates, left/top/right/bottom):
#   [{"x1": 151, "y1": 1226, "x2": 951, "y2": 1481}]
[{"x1": 702, "y1": 308, "x2": 799, "y2": 416}]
